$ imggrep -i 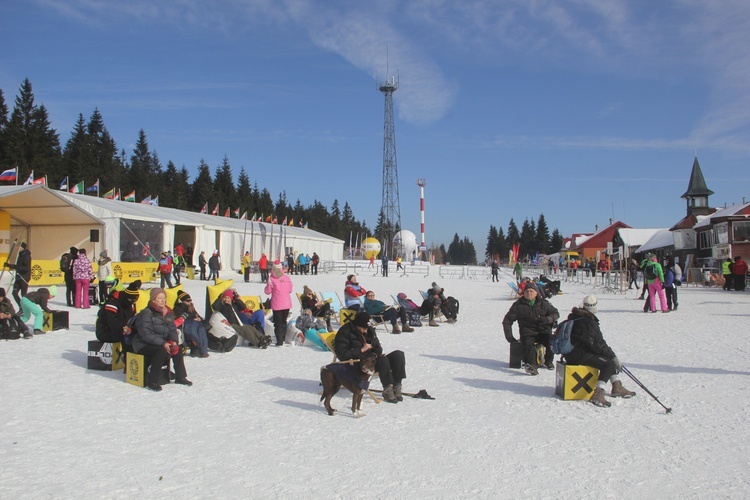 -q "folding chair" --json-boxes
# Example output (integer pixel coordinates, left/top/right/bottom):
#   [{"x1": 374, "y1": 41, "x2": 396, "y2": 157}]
[
  {"x1": 357, "y1": 295, "x2": 389, "y2": 333},
  {"x1": 507, "y1": 282, "x2": 522, "y2": 299},
  {"x1": 319, "y1": 291, "x2": 342, "y2": 326},
  {"x1": 419, "y1": 290, "x2": 445, "y2": 323}
]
